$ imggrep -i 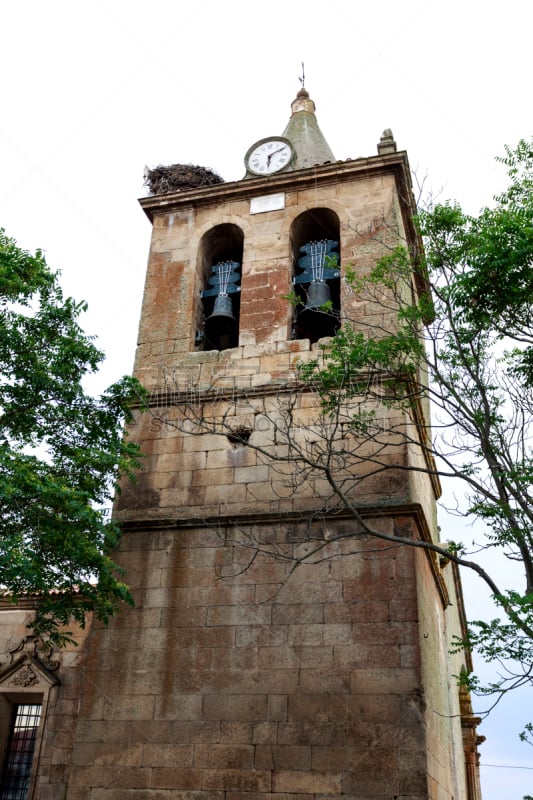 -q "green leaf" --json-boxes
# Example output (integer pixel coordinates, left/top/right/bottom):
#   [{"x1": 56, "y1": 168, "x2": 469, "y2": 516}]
[{"x1": 0, "y1": 228, "x2": 144, "y2": 645}]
